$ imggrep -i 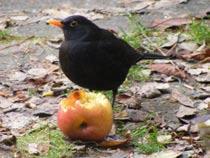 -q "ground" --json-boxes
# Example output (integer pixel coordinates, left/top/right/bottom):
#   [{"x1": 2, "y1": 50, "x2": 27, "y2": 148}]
[{"x1": 0, "y1": 0, "x2": 210, "y2": 158}]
